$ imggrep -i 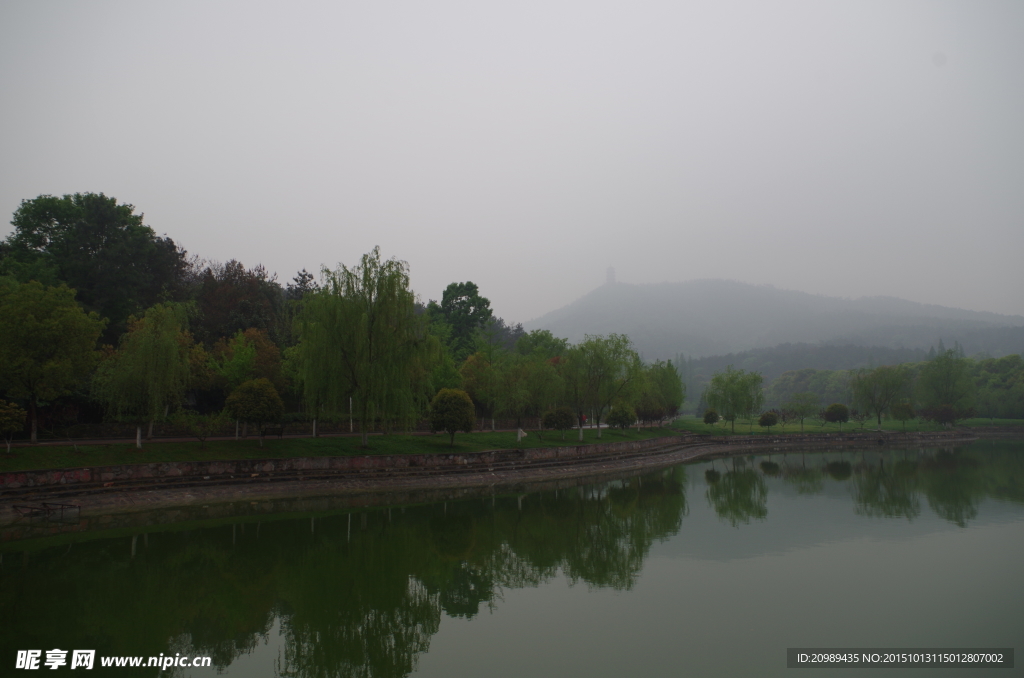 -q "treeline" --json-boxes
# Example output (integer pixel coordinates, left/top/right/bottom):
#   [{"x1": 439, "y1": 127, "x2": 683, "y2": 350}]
[
  {"x1": 699, "y1": 342, "x2": 1024, "y2": 433},
  {"x1": 0, "y1": 193, "x2": 684, "y2": 447}
]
